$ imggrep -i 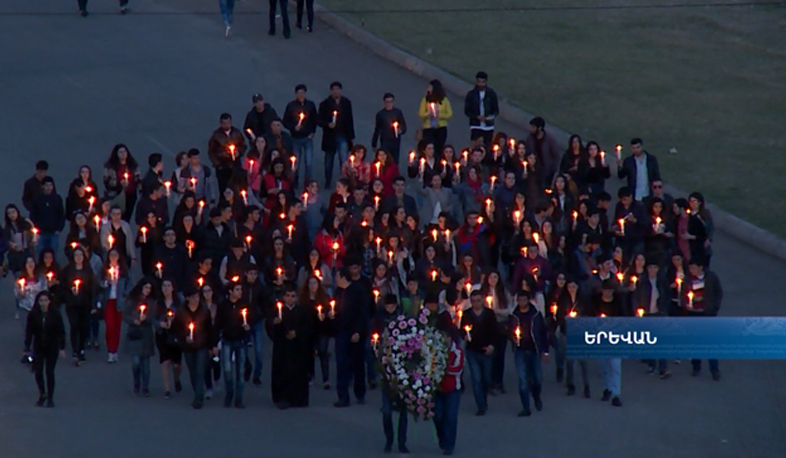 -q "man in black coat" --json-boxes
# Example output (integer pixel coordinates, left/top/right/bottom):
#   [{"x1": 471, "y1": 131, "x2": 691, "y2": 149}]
[
  {"x1": 22, "y1": 160, "x2": 50, "y2": 212},
  {"x1": 371, "y1": 92, "x2": 407, "y2": 165},
  {"x1": 332, "y1": 267, "x2": 370, "y2": 407},
  {"x1": 318, "y1": 81, "x2": 355, "y2": 188},
  {"x1": 30, "y1": 177, "x2": 65, "y2": 254},
  {"x1": 207, "y1": 113, "x2": 246, "y2": 192},
  {"x1": 243, "y1": 93, "x2": 279, "y2": 142},
  {"x1": 682, "y1": 257, "x2": 723, "y2": 381},
  {"x1": 283, "y1": 84, "x2": 319, "y2": 184},
  {"x1": 617, "y1": 138, "x2": 661, "y2": 202},
  {"x1": 464, "y1": 71, "x2": 499, "y2": 148}
]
